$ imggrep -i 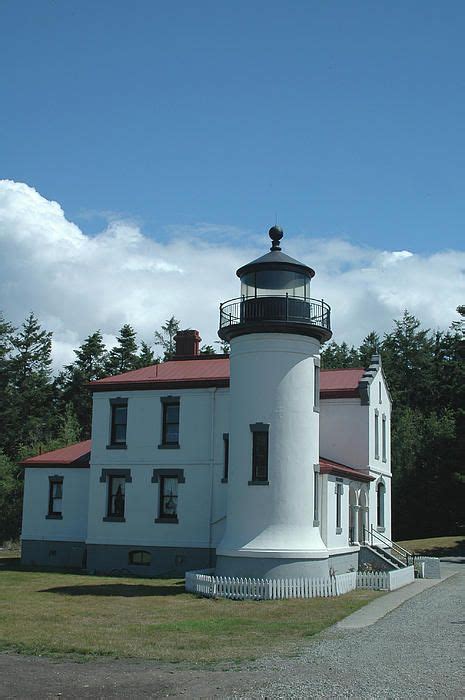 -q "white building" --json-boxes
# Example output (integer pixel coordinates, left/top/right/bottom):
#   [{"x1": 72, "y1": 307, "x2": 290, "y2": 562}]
[{"x1": 21, "y1": 227, "x2": 393, "y2": 578}]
